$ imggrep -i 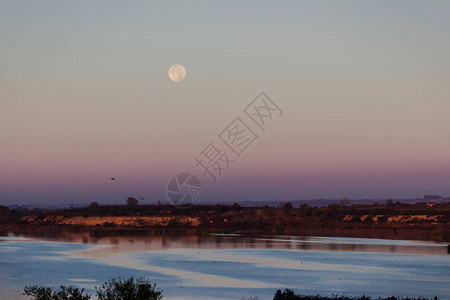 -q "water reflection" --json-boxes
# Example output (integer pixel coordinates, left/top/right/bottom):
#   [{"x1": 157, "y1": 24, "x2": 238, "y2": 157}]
[
  {"x1": 2, "y1": 225, "x2": 447, "y2": 256},
  {"x1": 1, "y1": 230, "x2": 449, "y2": 300}
]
